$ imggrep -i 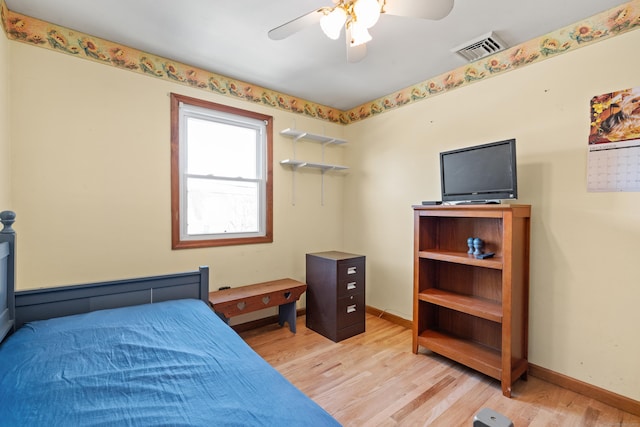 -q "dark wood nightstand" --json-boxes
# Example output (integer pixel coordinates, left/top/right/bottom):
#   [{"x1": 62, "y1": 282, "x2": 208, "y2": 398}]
[{"x1": 305, "y1": 251, "x2": 365, "y2": 342}]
